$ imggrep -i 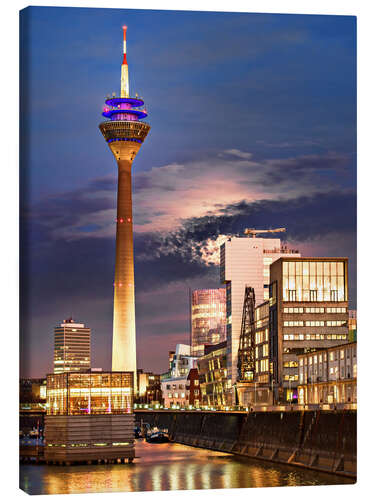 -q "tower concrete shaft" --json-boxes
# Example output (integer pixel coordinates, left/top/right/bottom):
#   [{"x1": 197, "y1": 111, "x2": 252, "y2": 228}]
[{"x1": 99, "y1": 28, "x2": 150, "y2": 393}]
